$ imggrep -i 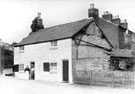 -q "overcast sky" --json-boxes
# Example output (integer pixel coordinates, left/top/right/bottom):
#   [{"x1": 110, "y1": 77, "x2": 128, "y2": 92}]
[{"x1": 0, "y1": 0, "x2": 135, "y2": 43}]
